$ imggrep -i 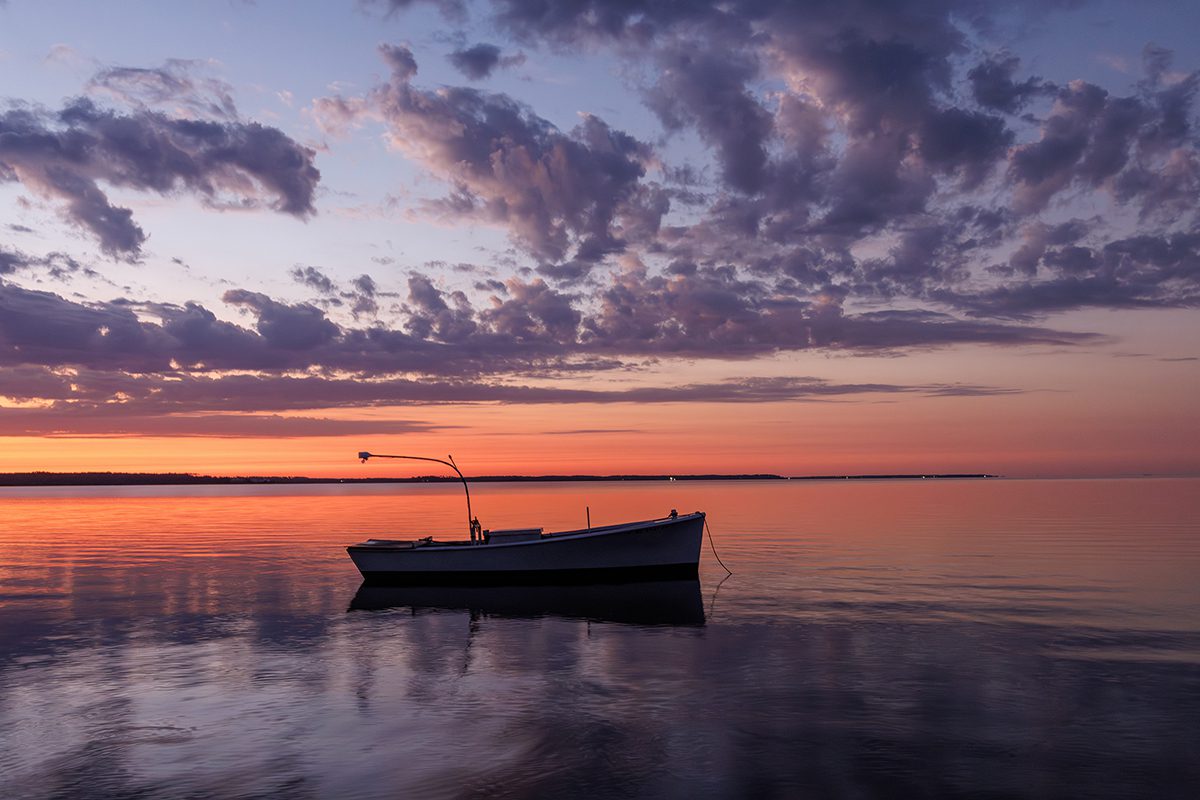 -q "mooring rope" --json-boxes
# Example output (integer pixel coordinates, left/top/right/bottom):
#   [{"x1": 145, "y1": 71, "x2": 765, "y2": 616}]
[
  {"x1": 705, "y1": 518, "x2": 733, "y2": 575},
  {"x1": 707, "y1": 572, "x2": 732, "y2": 617}
]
